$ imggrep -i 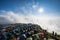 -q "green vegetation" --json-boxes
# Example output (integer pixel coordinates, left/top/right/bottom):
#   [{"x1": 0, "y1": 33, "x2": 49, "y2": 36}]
[{"x1": 57, "y1": 35, "x2": 60, "y2": 38}]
